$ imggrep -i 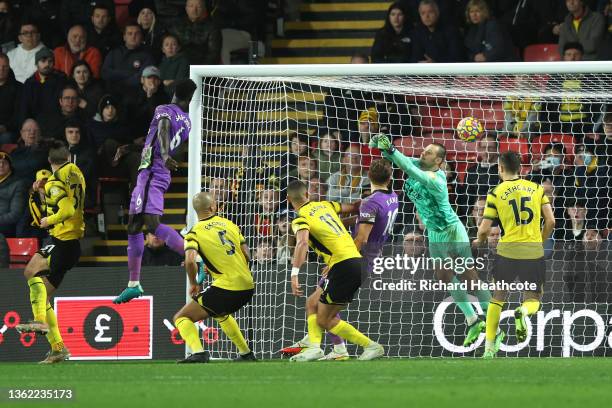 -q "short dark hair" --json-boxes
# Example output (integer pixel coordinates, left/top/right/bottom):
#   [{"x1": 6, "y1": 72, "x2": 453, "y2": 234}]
[
  {"x1": 70, "y1": 59, "x2": 92, "y2": 77},
  {"x1": 368, "y1": 159, "x2": 392, "y2": 185},
  {"x1": 603, "y1": 112, "x2": 612, "y2": 124},
  {"x1": 432, "y1": 142, "x2": 446, "y2": 160},
  {"x1": 499, "y1": 151, "x2": 521, "y2": 174},
  {"x1": 350, "y1": 51, "x2": 370, "y2": 63},
  {"x1": 563, "y1": 42, "x2": 584, "y2": 55},
  {"x1": 287, "y1": 179, "x2": 308, "y2": 198},
  {"x1": 92, "y1": 3, "x2": 111, "y2": 14},
  {"x1": 174, "y1": 79, "x2": 197, "y2": 102},
  {"x1": 123, "y1": 22, "x2": 141, "y2": 34},
  {"x1": 48, "y1": 141, "x2": 70, "y2": 165},
  {"x1": 544, "y1": 143, "x2": 565, "y2": 156},
  {"x1": 61, "y1": 84, "x2": 79, "y2": 96}
]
